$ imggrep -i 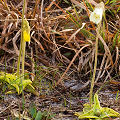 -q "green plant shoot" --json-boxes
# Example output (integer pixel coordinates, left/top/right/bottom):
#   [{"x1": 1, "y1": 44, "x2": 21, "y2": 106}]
[
  {"x1": 75, "y1": 94, "x2": 120, "y2": 120},
  {"x1": 0, "y1": 72, "x2": 34, "y2": 94}
]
